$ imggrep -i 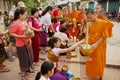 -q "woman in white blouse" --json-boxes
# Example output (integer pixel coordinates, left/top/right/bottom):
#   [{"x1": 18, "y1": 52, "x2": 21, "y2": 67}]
[{"x1": 39, "y1": 6, "x2": 55, "y2": 52}]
